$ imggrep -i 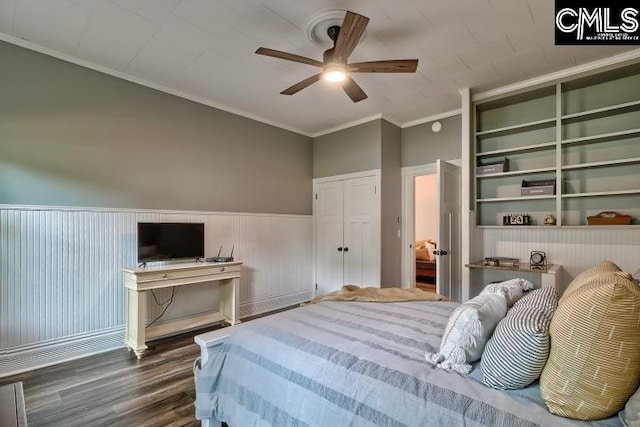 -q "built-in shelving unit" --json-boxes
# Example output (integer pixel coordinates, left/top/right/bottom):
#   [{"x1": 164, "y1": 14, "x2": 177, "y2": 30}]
[{"x1": 474, "y1": 61, "x2": 640, "y2": 228}]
